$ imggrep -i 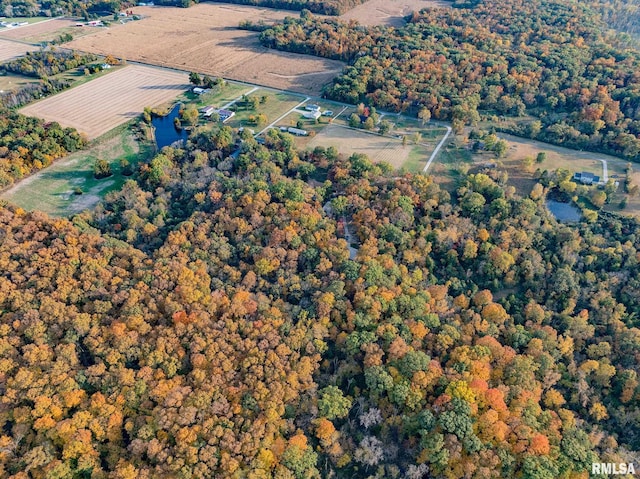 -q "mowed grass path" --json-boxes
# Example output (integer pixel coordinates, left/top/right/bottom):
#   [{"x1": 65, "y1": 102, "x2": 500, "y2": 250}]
[{"x1": 1, "y1": 128, "x2": 149, "y2": 217}]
